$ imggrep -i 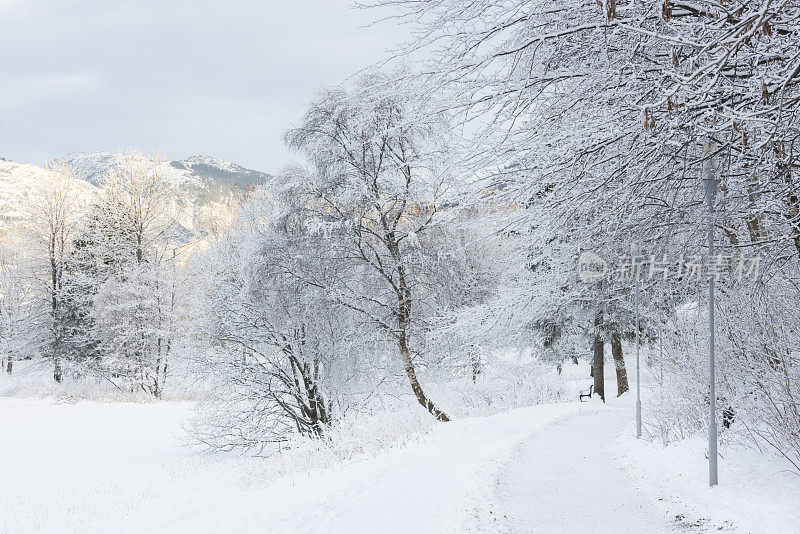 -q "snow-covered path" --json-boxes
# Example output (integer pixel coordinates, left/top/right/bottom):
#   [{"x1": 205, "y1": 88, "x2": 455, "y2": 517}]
[
  {"x1": 0, "y1": 397, "x2": 693, "y2": 533},
  {"x1": 494, "y1": 402, "x2": 673, "y2": 533},
  {"x1": 135, "y1": 403, "x2": 597, "y2": 534}
]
